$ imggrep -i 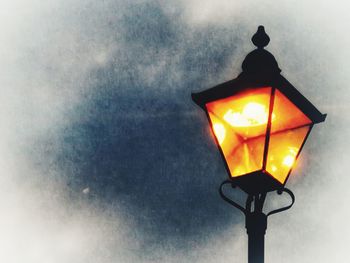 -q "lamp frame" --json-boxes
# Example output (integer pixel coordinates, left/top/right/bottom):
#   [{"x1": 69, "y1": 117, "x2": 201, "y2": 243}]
[{"x1": 204, "y1": 83, "x2": 316, "y2": 194}]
